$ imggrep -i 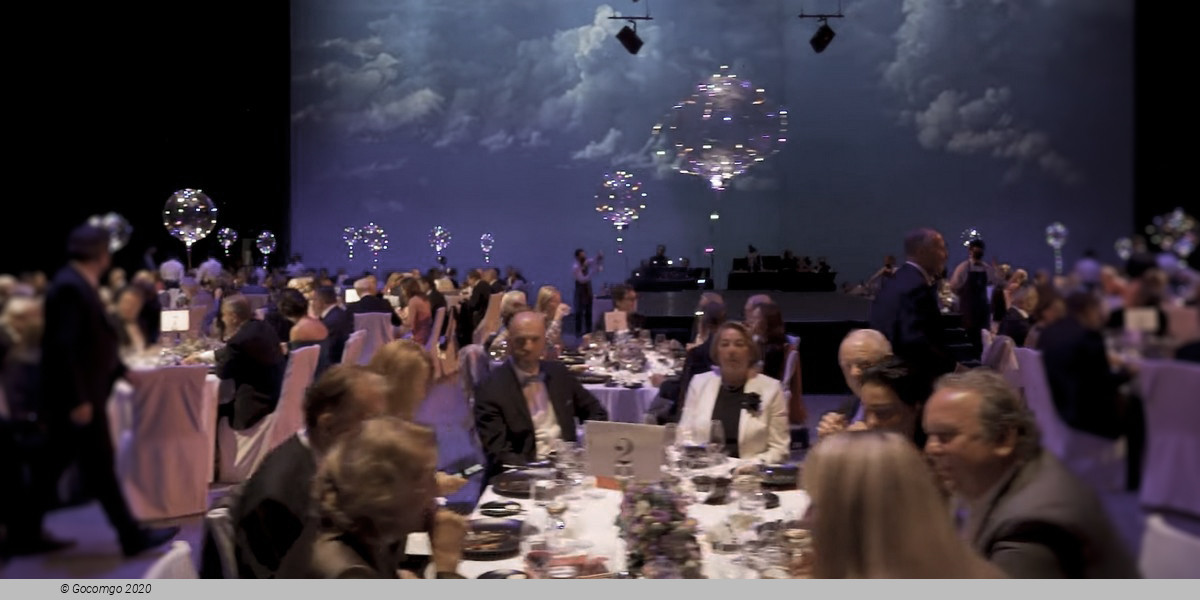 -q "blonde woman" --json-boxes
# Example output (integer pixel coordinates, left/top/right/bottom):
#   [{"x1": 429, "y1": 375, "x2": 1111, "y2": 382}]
[
  {"x1": 803, "y1": 430, "x2": 1002, "y2": 578},
  {"x1": 485, "y1": 290, "x2": 528, "y2": 356},
  {"x1": 278, "y1": 417, "x2": 467, "y2": 578},
  {"x1": 367, "y1": 339, "x2": 435, "y2": 420},
  {"x1": 535, "y1": 285, "x2": 571, "y2": 358}
]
